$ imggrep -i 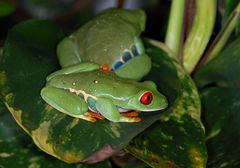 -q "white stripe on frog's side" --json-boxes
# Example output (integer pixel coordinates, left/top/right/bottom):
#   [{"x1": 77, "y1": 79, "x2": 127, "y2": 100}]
[
  {"x1": 69, "y1": 88, "x2": 98, "y2": 112},
  {"x1": 119, "y1": 49, "x2": 134, "y2": 63},
  {"x1": 69, "y1": 88, "x2": 97, "y2": 101},
  {"x1": 68, "y1": 88, "x2": 134, "y2": 113}
]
